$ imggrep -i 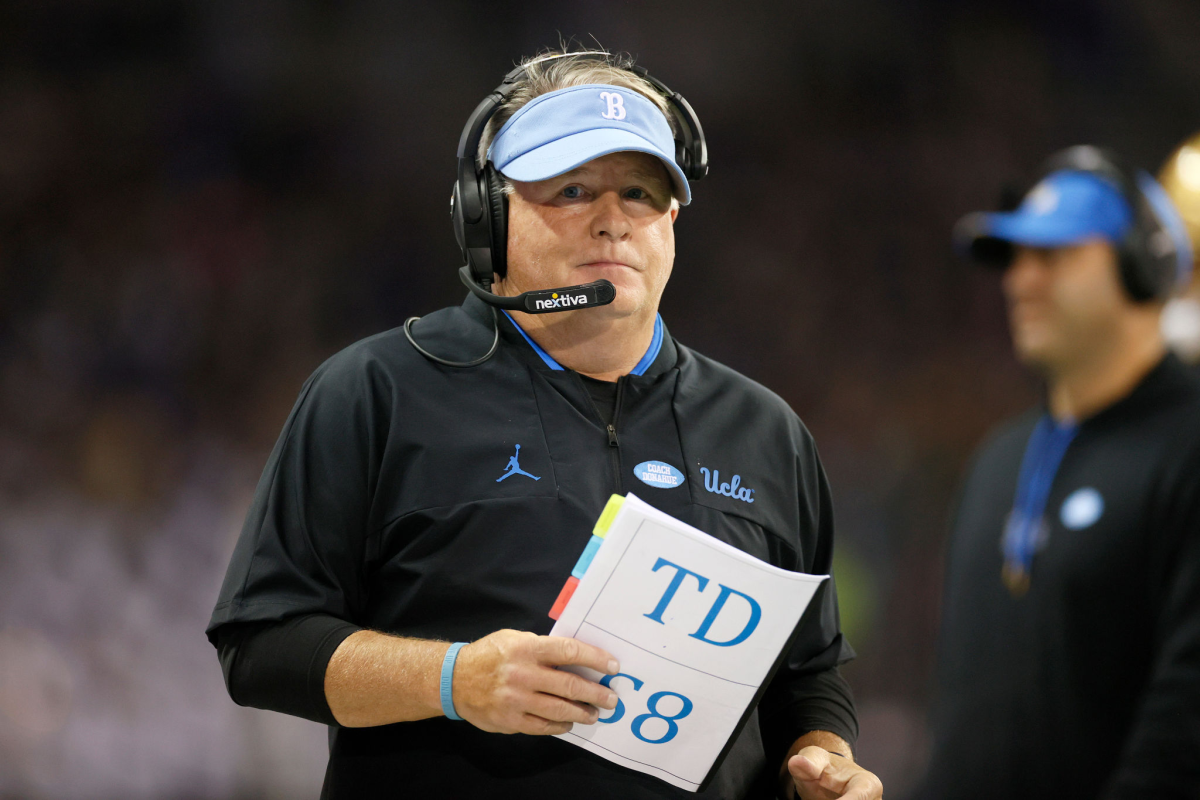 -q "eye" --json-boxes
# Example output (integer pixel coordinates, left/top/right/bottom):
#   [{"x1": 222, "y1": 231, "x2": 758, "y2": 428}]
[{"x1": 562, "y1": 185, "x2": 583, "y2": 199}]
